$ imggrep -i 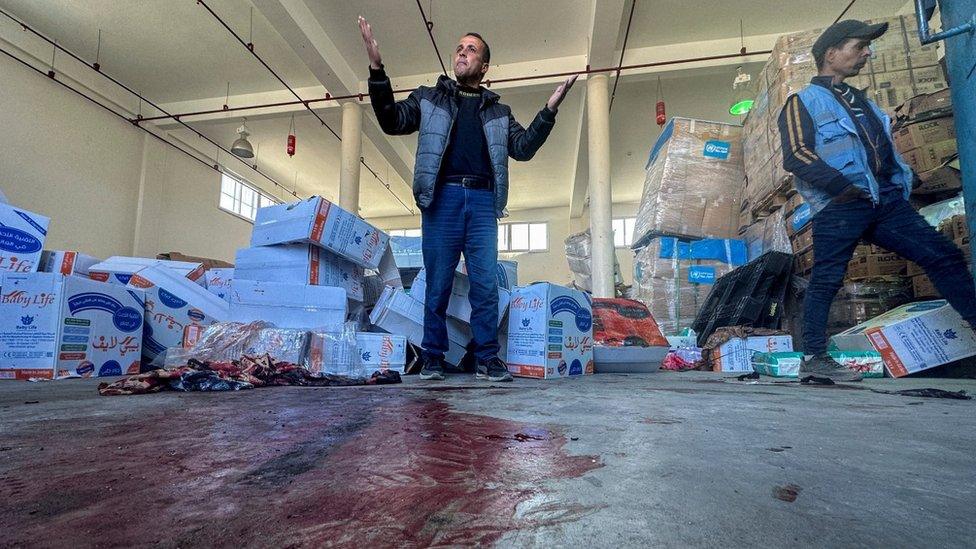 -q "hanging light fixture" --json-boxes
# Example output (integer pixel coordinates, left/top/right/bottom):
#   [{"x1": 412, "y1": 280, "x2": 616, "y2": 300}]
[
  {"x1": 231, "y1": 118, "x2": 255, "y2": 158},
  {"x1": 729, "y1": 66, "x2": 754, "y2": 116}
]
